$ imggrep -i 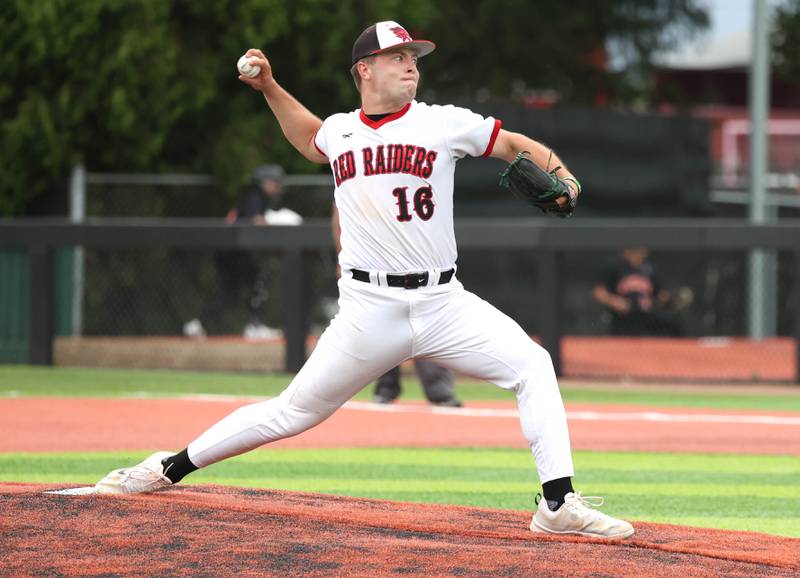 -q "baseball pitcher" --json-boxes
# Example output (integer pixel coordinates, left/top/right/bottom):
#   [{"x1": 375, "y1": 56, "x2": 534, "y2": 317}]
[{"x1": 95, "y1": 21, "x2": 633, "y2": 539}]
